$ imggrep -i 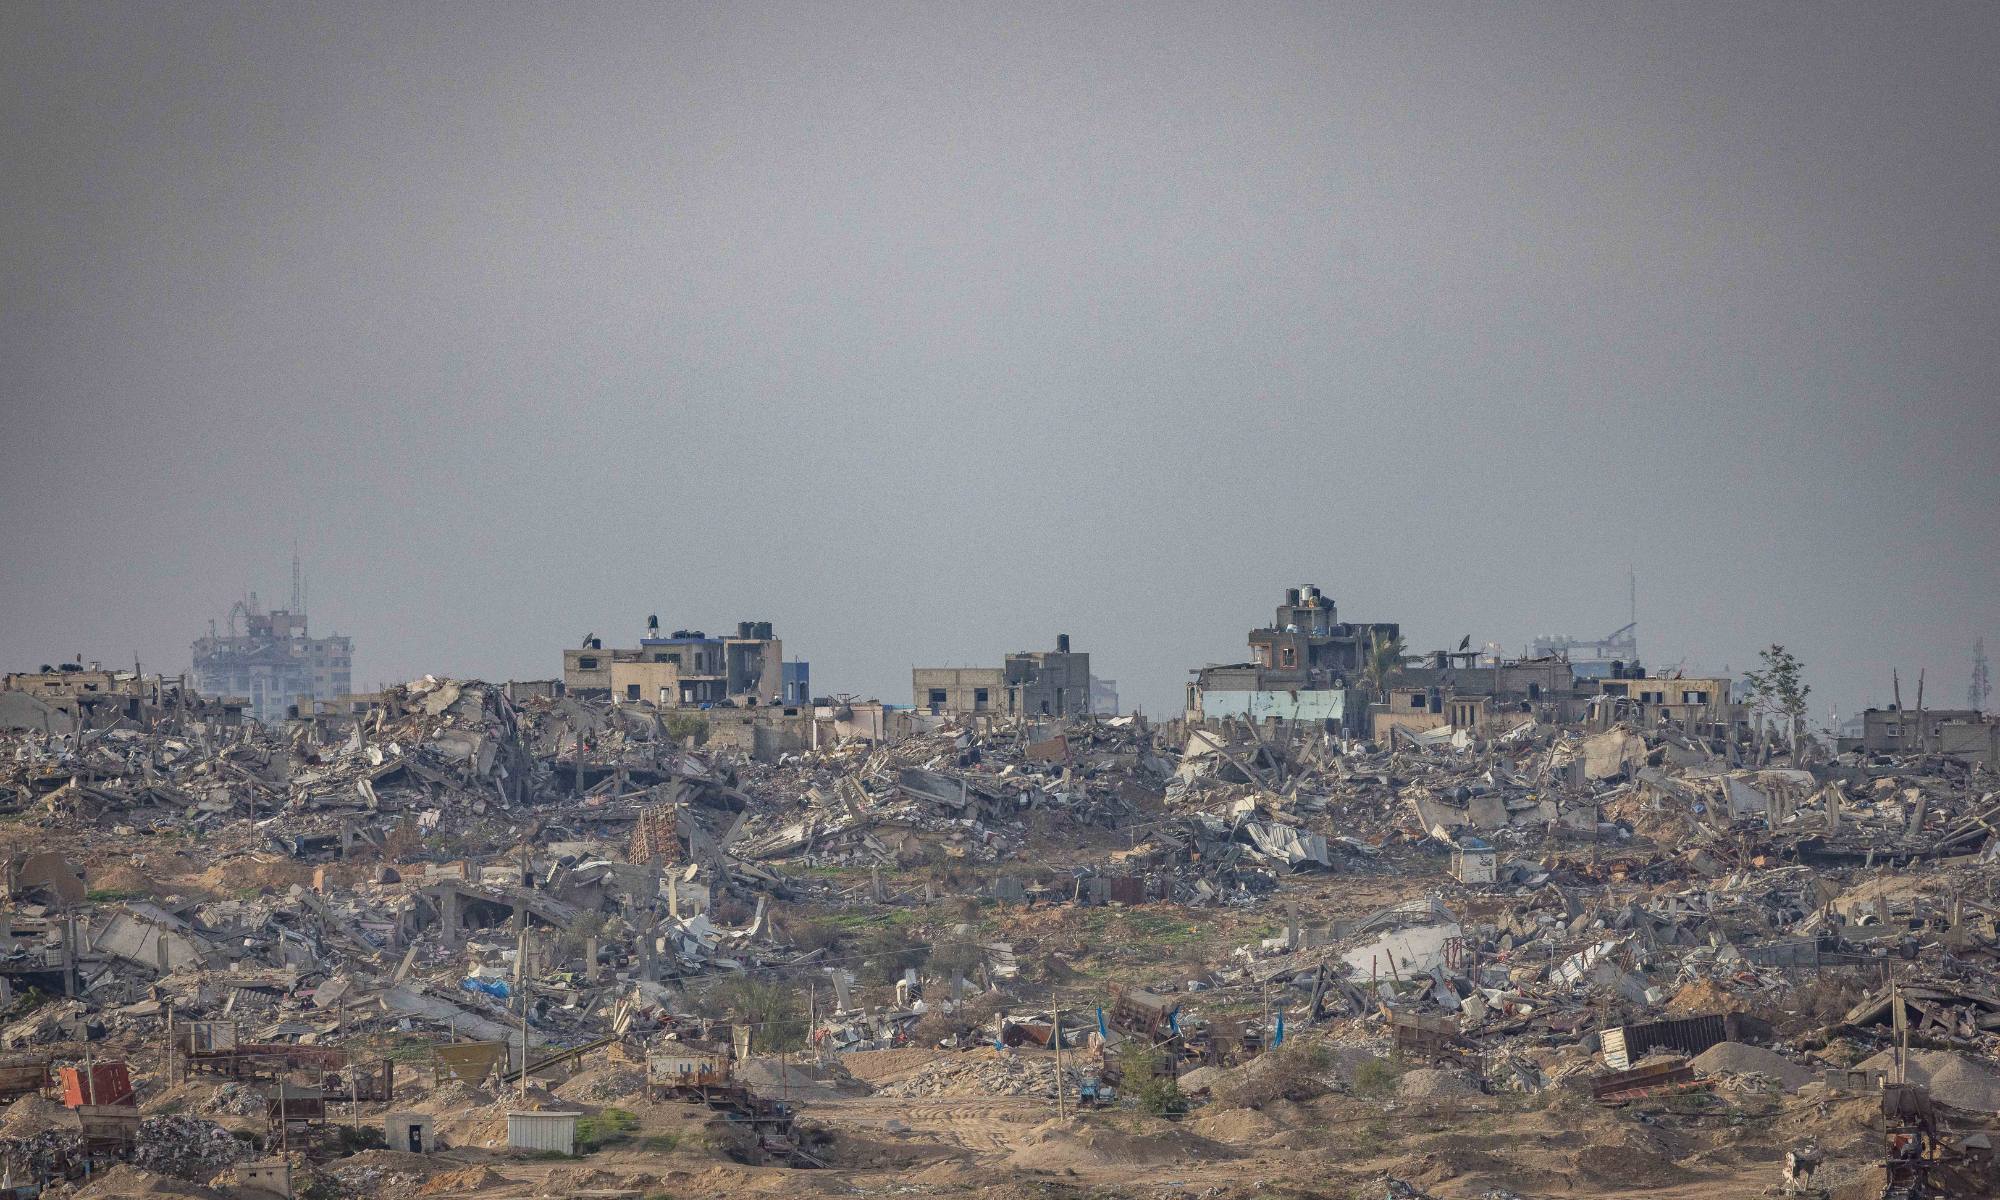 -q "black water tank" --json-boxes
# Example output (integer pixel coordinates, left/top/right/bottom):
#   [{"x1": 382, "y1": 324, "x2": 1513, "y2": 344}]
[{"x1": 1057, "y1": 633, "x2": 1071, "y2": 653}]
